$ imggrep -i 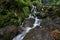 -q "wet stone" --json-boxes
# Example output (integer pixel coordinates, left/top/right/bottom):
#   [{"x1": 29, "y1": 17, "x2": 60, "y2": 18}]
[
  {"x1": 0, "y1": 25, "x2": 23, "y2": 40},
  {"x1": 22, "y1": 18, "x2": 35, "y2": 27},
  {"x1": 23, "y1": 27, "x2": 54, "y2": 40},
  {"x1": 41, "y1": 17, "x2": 60, "y2": 31}
]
